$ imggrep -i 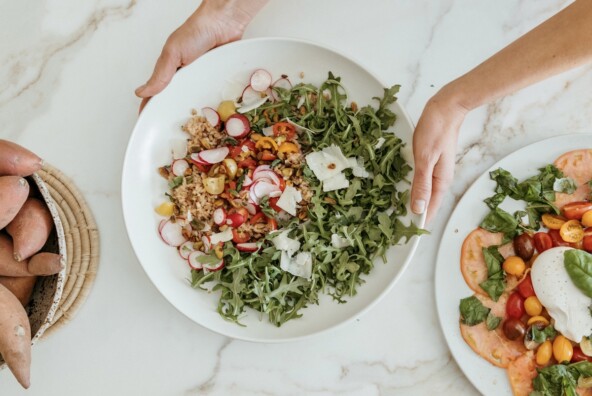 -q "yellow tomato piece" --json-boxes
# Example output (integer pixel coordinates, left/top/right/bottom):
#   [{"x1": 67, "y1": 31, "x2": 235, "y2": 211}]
[
  {"x1": 560, "y1": 219, "x2": 584, "y2": 243},
  {"x1": 255, "y1": 137, "x2": 279, "y2": 152},
  {"x1": 217, "y1": 100, "x2": 236, "y2": 122},
  {"x1": 527, "y1": 316, "x2": 549, "y2": 326},
  {"x1": 582, "y1": 210, "x2": 592, "y2": 228},
  {"x1": 553, "y1": 335, "x2": 574, "y2": 363},
  {"x1": 155, "y1": 202, "x2": 175, "y2": 216},
  {"x1": 536, "y1": 340, "x2": 553, "y2": 366},
  {"x1": 524, "y1": 296, "x2": 543, "y2": 317},
  {"x1": 502, "y1": 256, "x2": 526, "y2": 277},
  {"x1": 541, "y1": 213, "x2": 567, "y2": 230},
  {"x1": 278, "y1": 142, "x2": 299, "y2": 155}
]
